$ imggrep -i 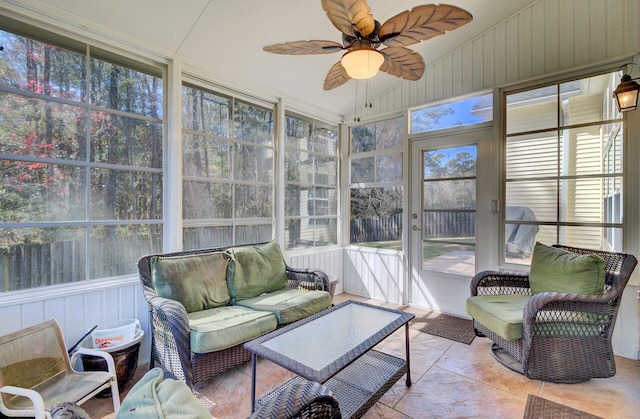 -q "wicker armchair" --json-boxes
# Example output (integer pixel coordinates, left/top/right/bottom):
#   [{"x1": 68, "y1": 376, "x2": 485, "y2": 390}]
[
  {"x1": 469, "y1": 245, "x2": 637, "y2": 383},
  {"x1": 137, "y1": 243, "x2": 331, "y2": 389}
]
